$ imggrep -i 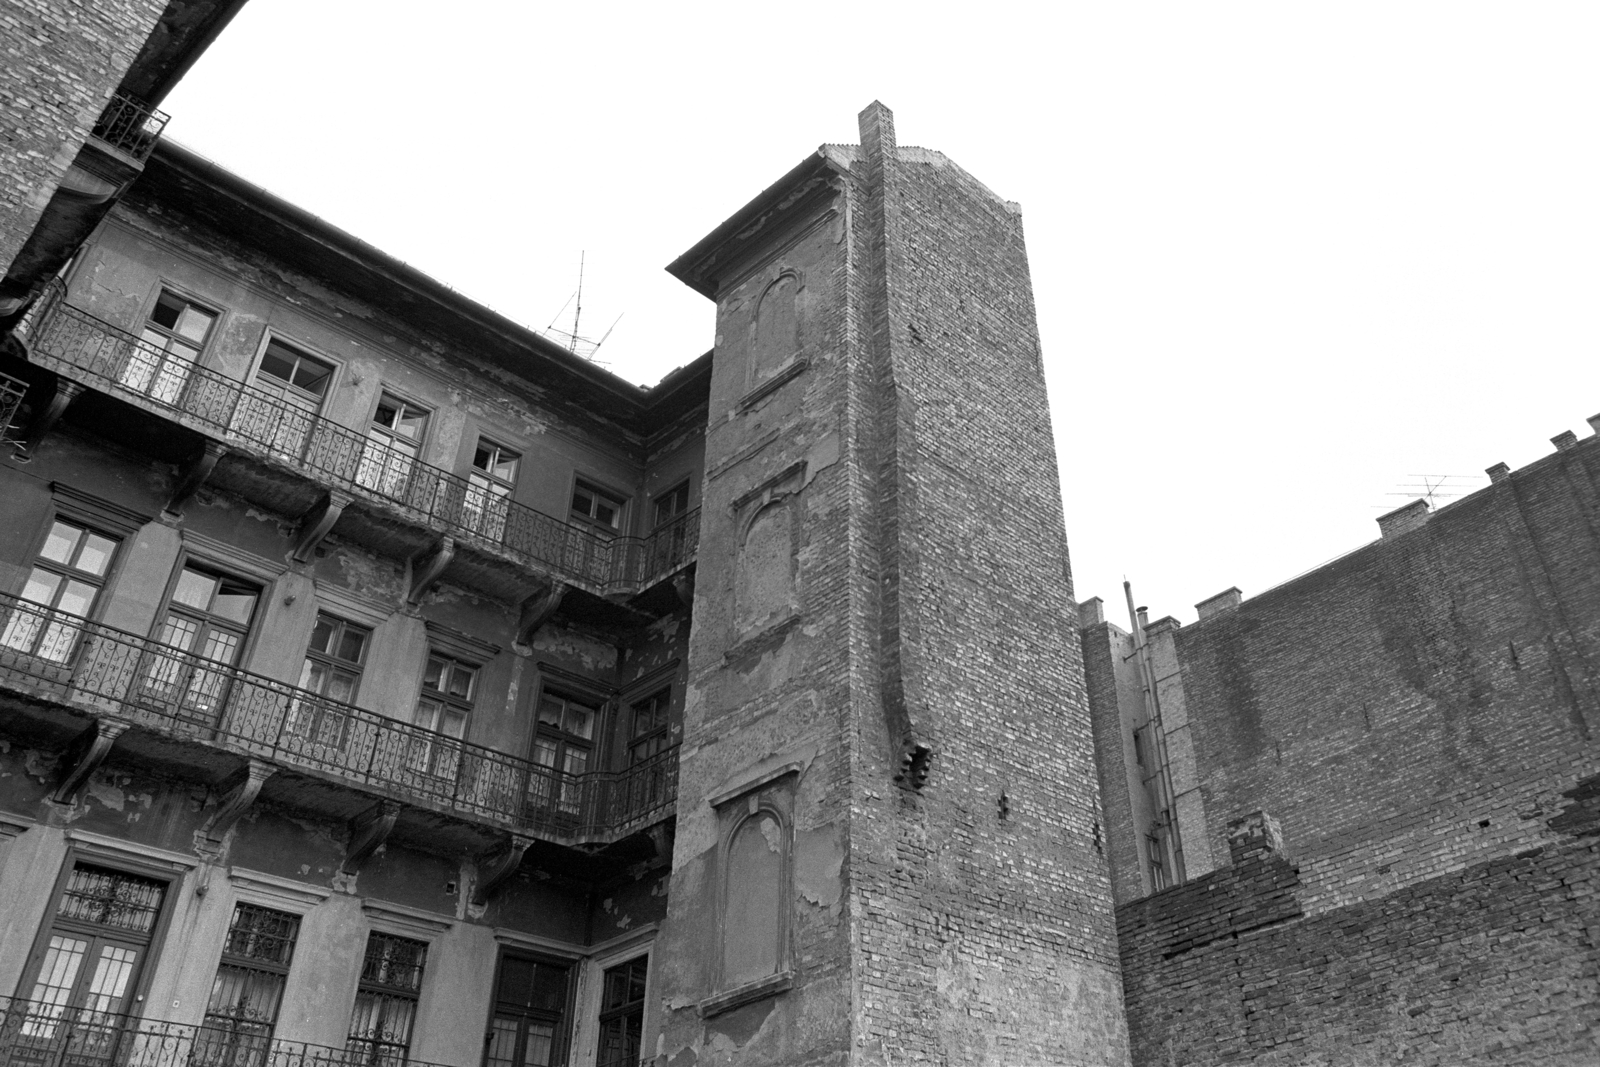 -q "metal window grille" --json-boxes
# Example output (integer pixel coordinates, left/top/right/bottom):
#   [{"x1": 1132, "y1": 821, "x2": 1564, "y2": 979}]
[
  {"x1": 57, "y1": 866, "x2": 166, "y2": 933},
  {"x1": 347, "y1": 934, "x2": 427, "y2": 1067}
]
